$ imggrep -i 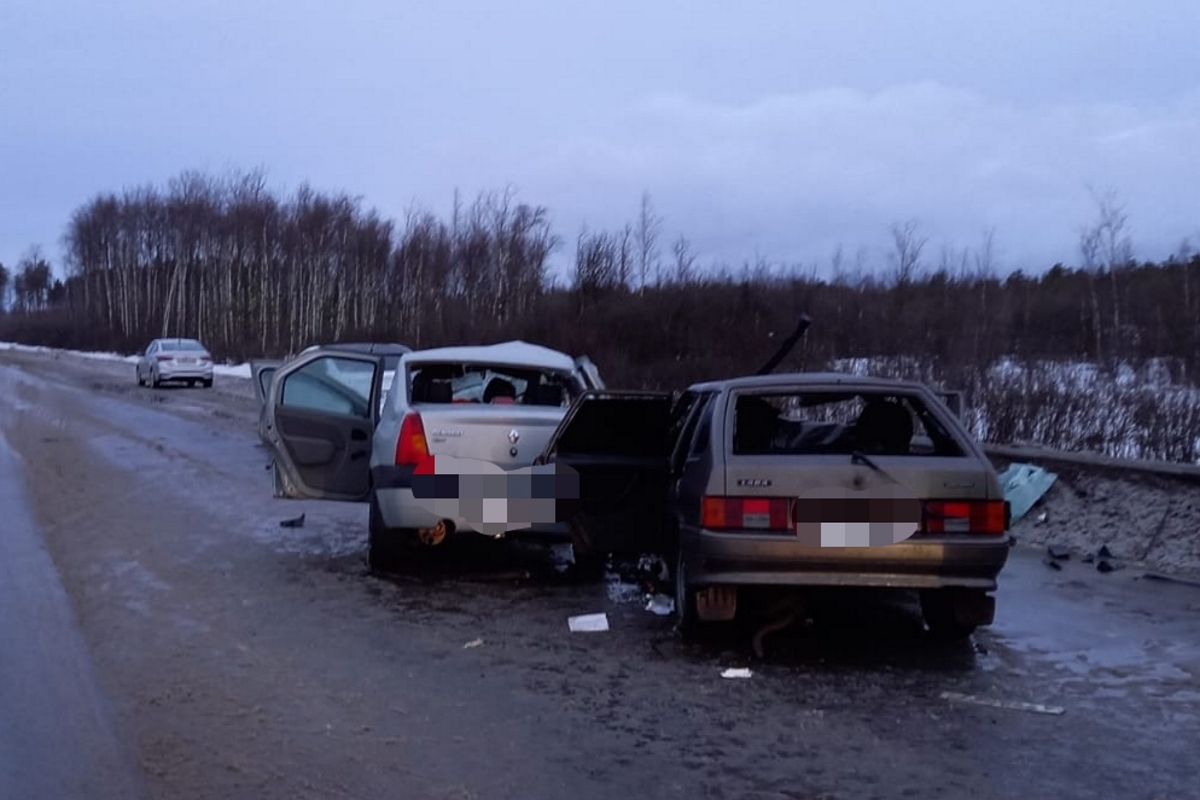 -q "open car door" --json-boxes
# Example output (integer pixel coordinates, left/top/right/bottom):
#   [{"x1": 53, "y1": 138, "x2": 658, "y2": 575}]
[
  {"x1": 250, "y1": 359, "x2": 283, "y2": 407},
  {"x1": 264, "y1": 349, "x2": 385, "y2": 501},
  {"x1": 538, "y1": 390, "x2": 673, "y2": 557}
]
